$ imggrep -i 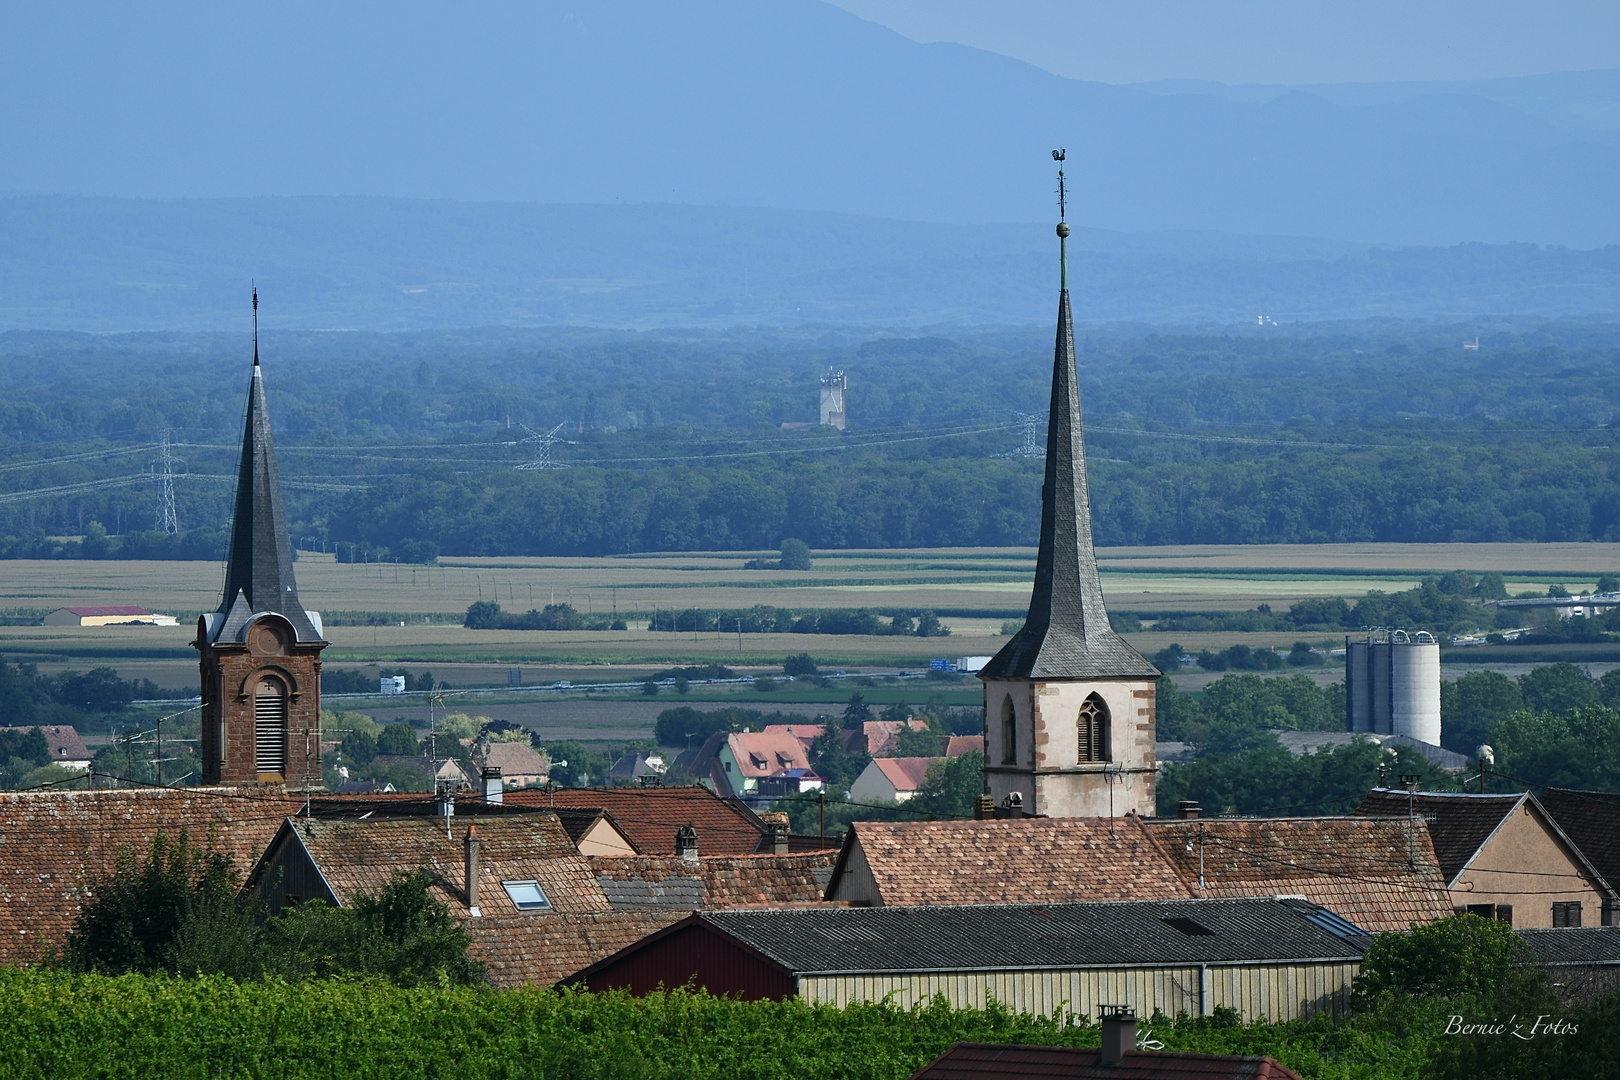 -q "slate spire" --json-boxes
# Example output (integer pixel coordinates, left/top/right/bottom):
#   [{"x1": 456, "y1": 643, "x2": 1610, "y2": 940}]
[
  {"x1": 210, "y1": 291, "x2": 321, "y2": 643},
  {"x1": 980, "y1": 211, "x2": 1156, "y2": 680}
]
